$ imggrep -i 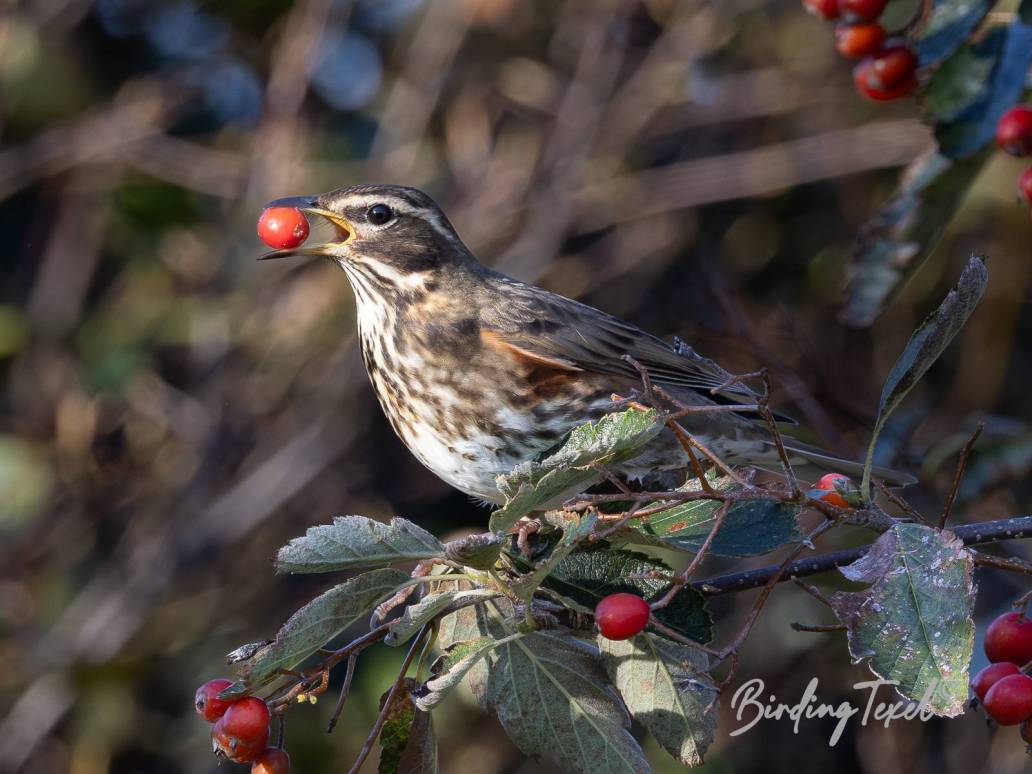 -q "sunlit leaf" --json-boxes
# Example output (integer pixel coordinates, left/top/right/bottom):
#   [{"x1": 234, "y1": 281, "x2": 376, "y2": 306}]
[
  {"x1": 861, "y1": 255, "x2": 988, "y2": 496},
  {"x1": 490, "y1": 408, "x2": 665, "y2": 532},
  {"x1": 600, "y1": 633, "x2": 718, "y2": 766},
  {"x1": 414, "y1": 634, "x2": 526, "y2": 711},
  {"x1": 830, "y1": 524, "x2": 974, "y2": 716},
  {"x1": 385, "y1": 588, "x2": 501, "y2": 647},
  {"x1": 275, "y1": 516, "x2": 443, "y2": 574},
  {"x1": 507, "y1": 511, "x2": 598, "y2": 599},
  {"x1": 231, "y1": 568, "x2": 411, "y2": 688}
]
